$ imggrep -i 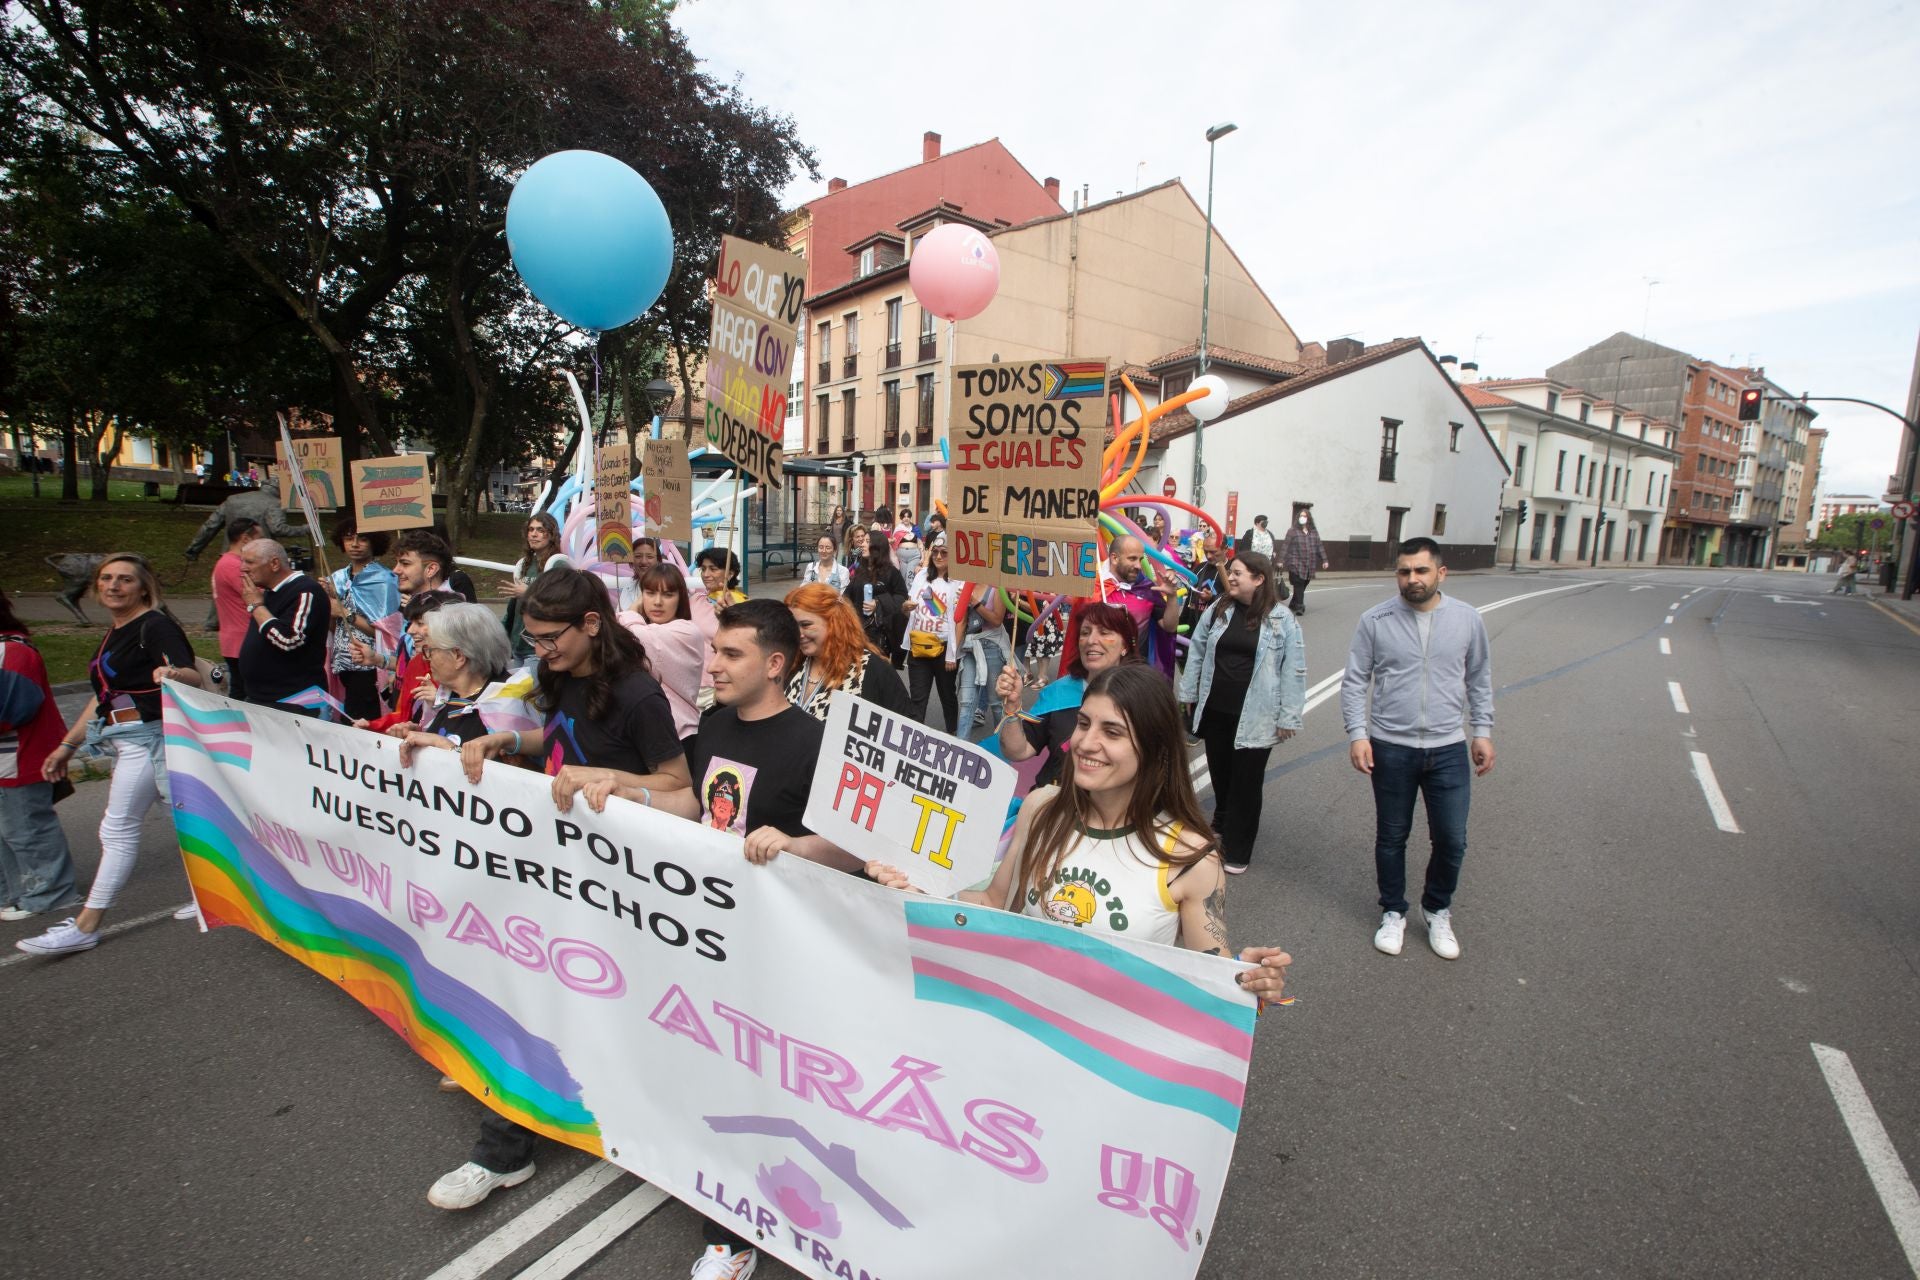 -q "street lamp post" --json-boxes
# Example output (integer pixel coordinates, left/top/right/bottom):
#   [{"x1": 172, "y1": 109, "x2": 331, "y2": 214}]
[{"x1": 1193, "y1": 121, "x2": 1237, "y2": 508}]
